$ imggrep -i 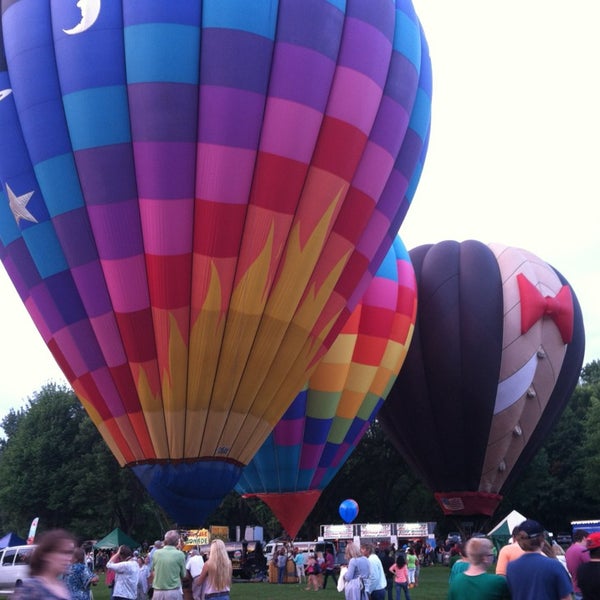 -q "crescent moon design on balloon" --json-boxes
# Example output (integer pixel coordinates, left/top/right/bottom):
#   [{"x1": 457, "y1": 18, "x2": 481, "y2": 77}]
[
  {"x1": 63, "y1": 0, "x2": 101, "y2": 35},
  {"x1": 0, "y1": 89, "x2": 13, "y2": 101}
]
